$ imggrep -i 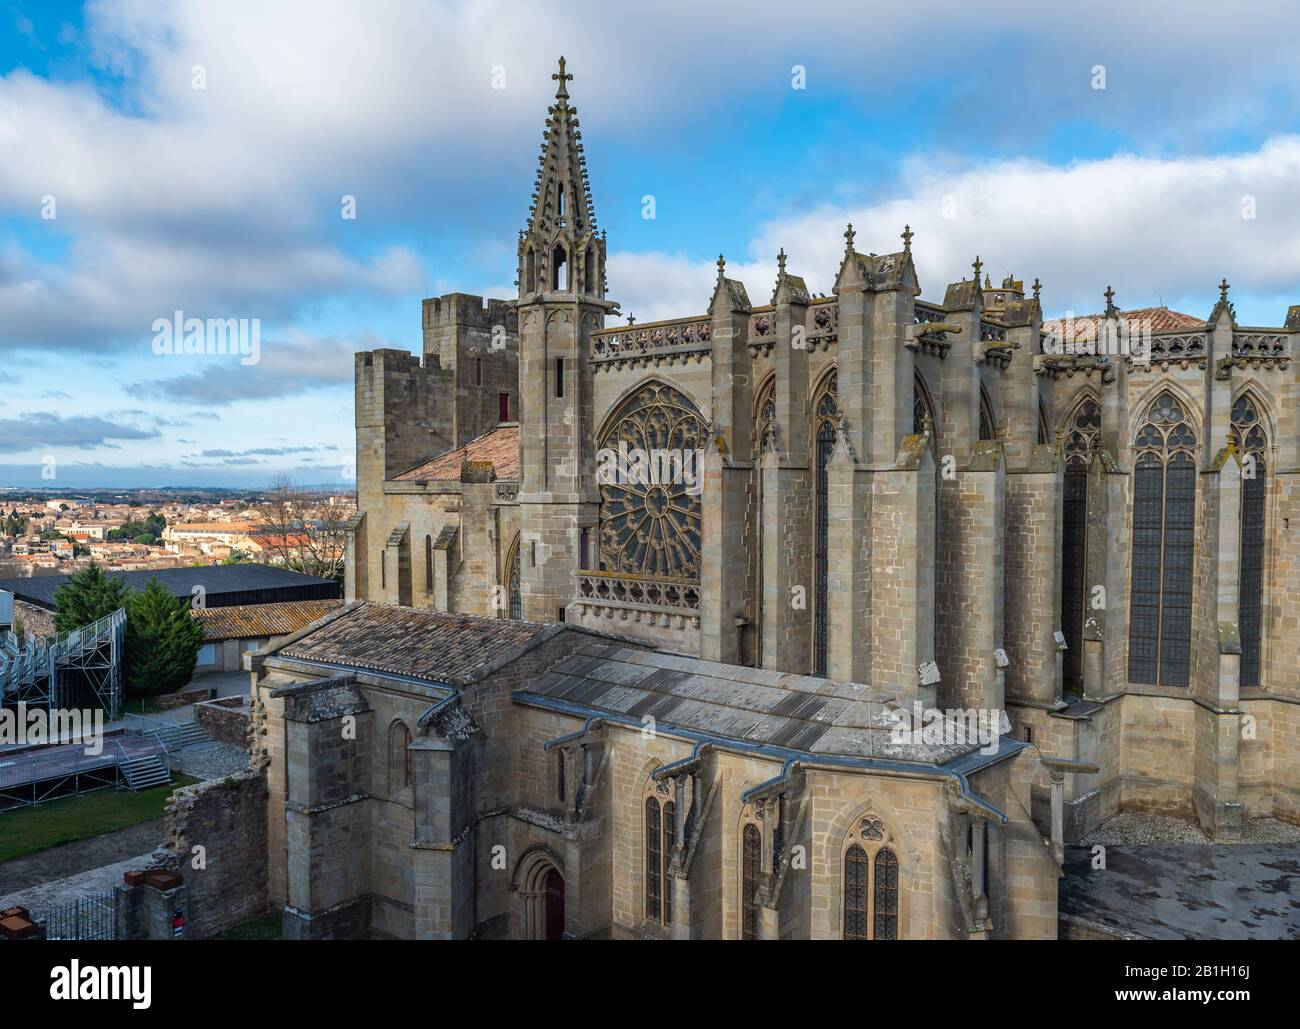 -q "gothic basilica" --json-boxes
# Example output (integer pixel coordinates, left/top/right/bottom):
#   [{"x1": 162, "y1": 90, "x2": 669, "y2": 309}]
[{"x1": 246, "y1": 61, "x2": 1299, "y2": 939}]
